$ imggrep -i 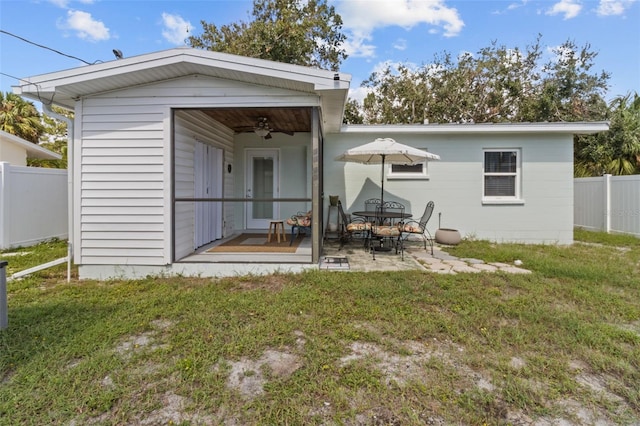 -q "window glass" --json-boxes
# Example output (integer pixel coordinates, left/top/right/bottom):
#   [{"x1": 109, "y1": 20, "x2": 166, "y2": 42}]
[
  {"x1": 387, "y1": 148, "x2": 430, "y2": 178},
  {"x1": 483, "y1": 149, "x2": 520, "y2": 199}
]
